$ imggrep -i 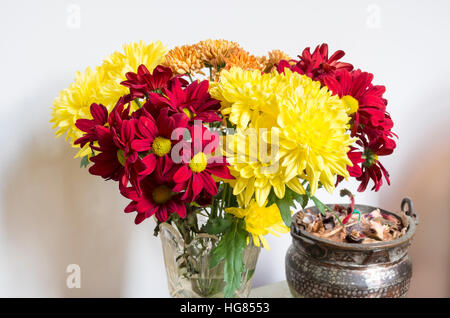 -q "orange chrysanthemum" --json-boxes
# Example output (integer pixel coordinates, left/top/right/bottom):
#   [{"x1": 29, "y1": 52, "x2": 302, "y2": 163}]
[
  {"x1": 260, "y1": 50, "x2": 291, "y2": 73},
  {"x1": 225, "y1": 49, "x2": 263, "y2": 71},
  {"x1": 196, "y1": 39, "x2": 241, "y2": 69},
  {"x1": 163, "y1": 45, "x2": 204, "y2": 75}
]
